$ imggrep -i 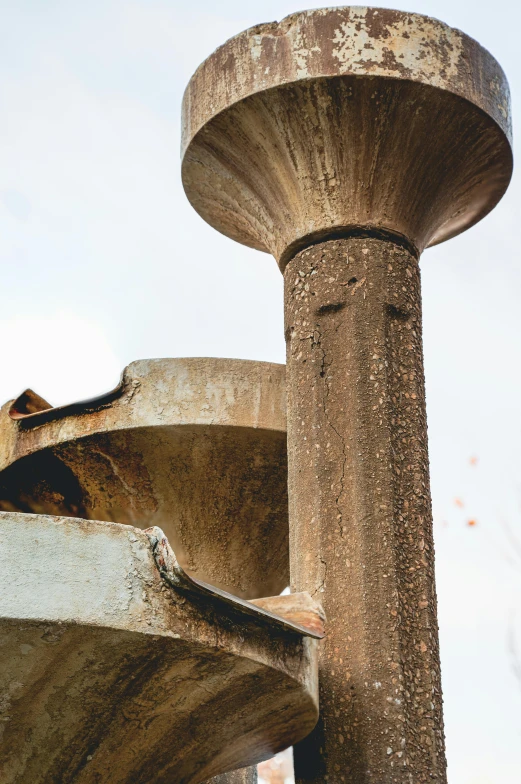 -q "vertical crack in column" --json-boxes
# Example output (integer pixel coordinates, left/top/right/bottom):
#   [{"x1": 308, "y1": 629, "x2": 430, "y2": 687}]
[{"x1": 313, "y1": 313, "x2": 348, "y2": 540}]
